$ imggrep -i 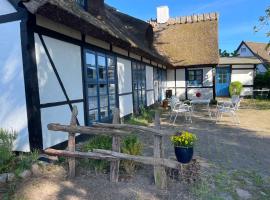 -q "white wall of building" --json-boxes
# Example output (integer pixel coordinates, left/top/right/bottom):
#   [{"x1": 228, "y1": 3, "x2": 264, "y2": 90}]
[
  {"x1": 231, "y1": 69, "x2": 254, "y2": 86},
  {"x1": 146, "y1": 65, "x2": 154, "y2": 106},
  {"x1": 34, "y1": 34, "x2": 84, "y2": 149},
  {"x1": 117, "y1": 57, "x2": 133, "y2": 117},
  {"x1": 0, "y1": 0, "x2": 16, "y2": 15},
  {"x1": 0, "y1": 21, "x2": 30, "y2": 152},
  {"x1": 41, "y1": 103, "x2": 84, "y2": 149},
  {"x1": 166, "y1": 69, "x2": 175, "y2": 95}
]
